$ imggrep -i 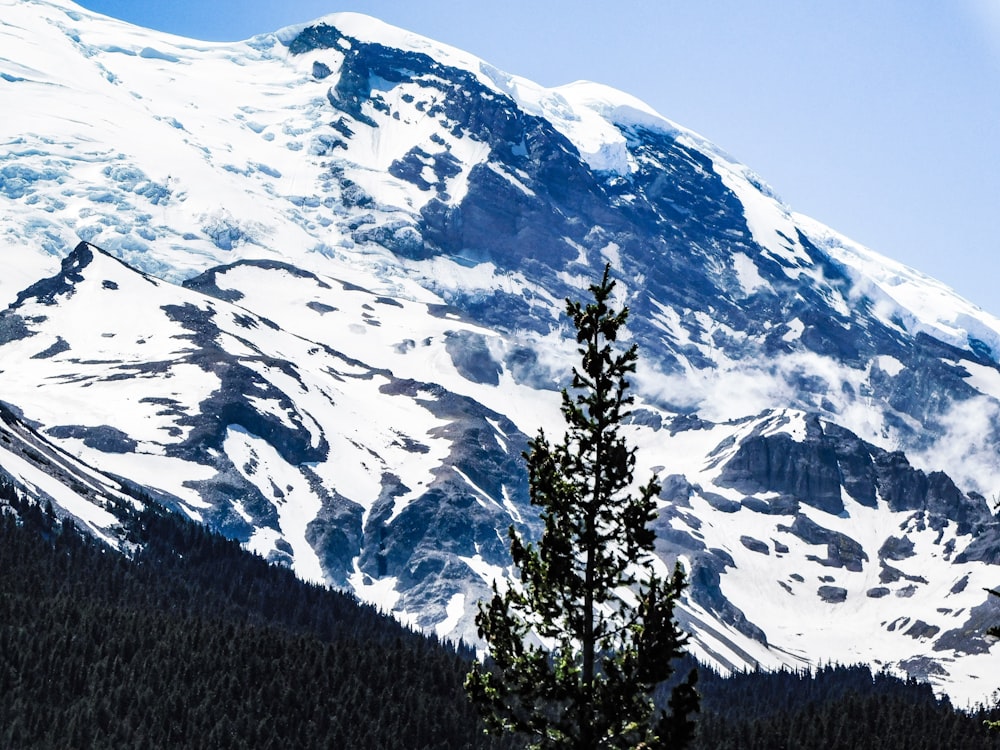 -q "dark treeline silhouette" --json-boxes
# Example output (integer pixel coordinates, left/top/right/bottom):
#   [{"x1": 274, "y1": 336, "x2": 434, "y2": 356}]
[
  {"x1": 685, "y1": 659, "x2": 1000, "y2": 749},
  {"x1": 0, "y1": 480, "x2": 516, "y2": 749},
  {"x1": 1, "y1": 478, "x2": 997, "y2": 748}
]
